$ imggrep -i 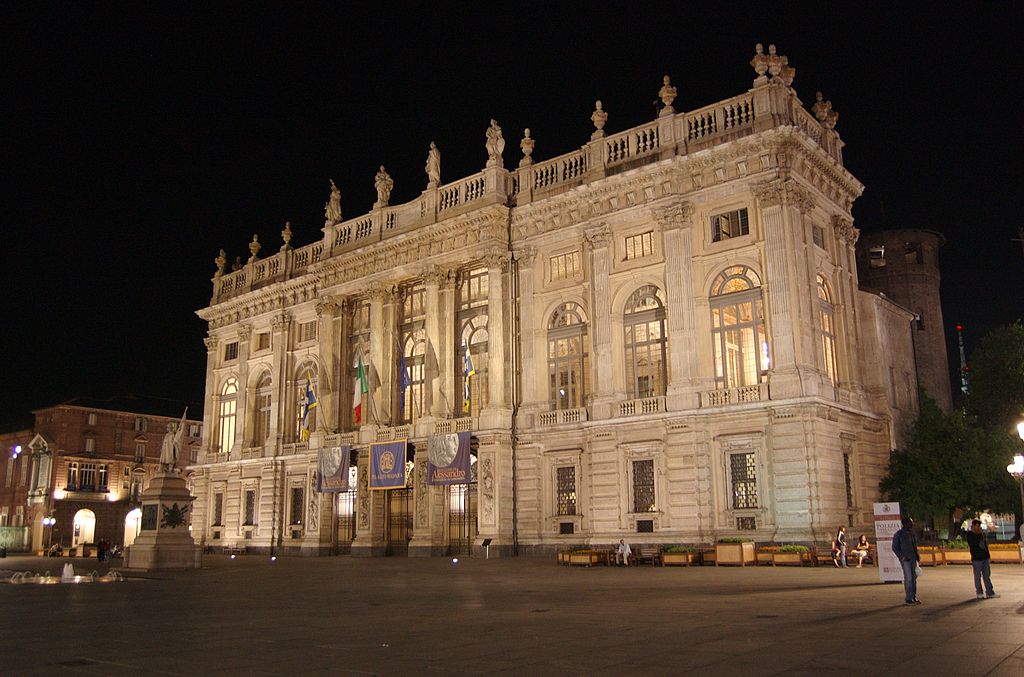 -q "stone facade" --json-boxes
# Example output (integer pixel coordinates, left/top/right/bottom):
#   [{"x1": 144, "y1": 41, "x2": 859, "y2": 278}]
[{"x1": 193, "y1": 45, "x2": 922, "y2": 555}]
